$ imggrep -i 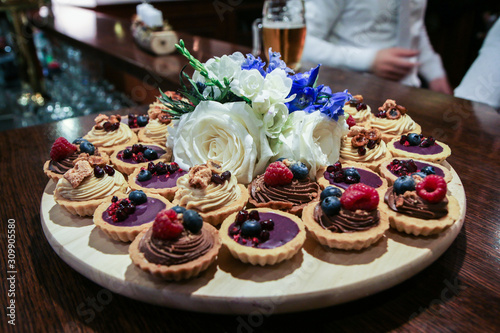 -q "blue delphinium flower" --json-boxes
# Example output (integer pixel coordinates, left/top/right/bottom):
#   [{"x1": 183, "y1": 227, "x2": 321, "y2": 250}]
[
  {"x1": 316, "y1": 89, "x2": 352, "y2": 121},
  {"x1": 241, "y1": 54, "x2": 266, "y2": 76},
  {"x1": 288, "y1": 86, "x2": 318, "y2": 112},
  {"x1": 288, "y1": 64, "x2": 321, "y2": 99},
  {"x1": 267, "y1": 48, "x2": 294, "y2": 74}
]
